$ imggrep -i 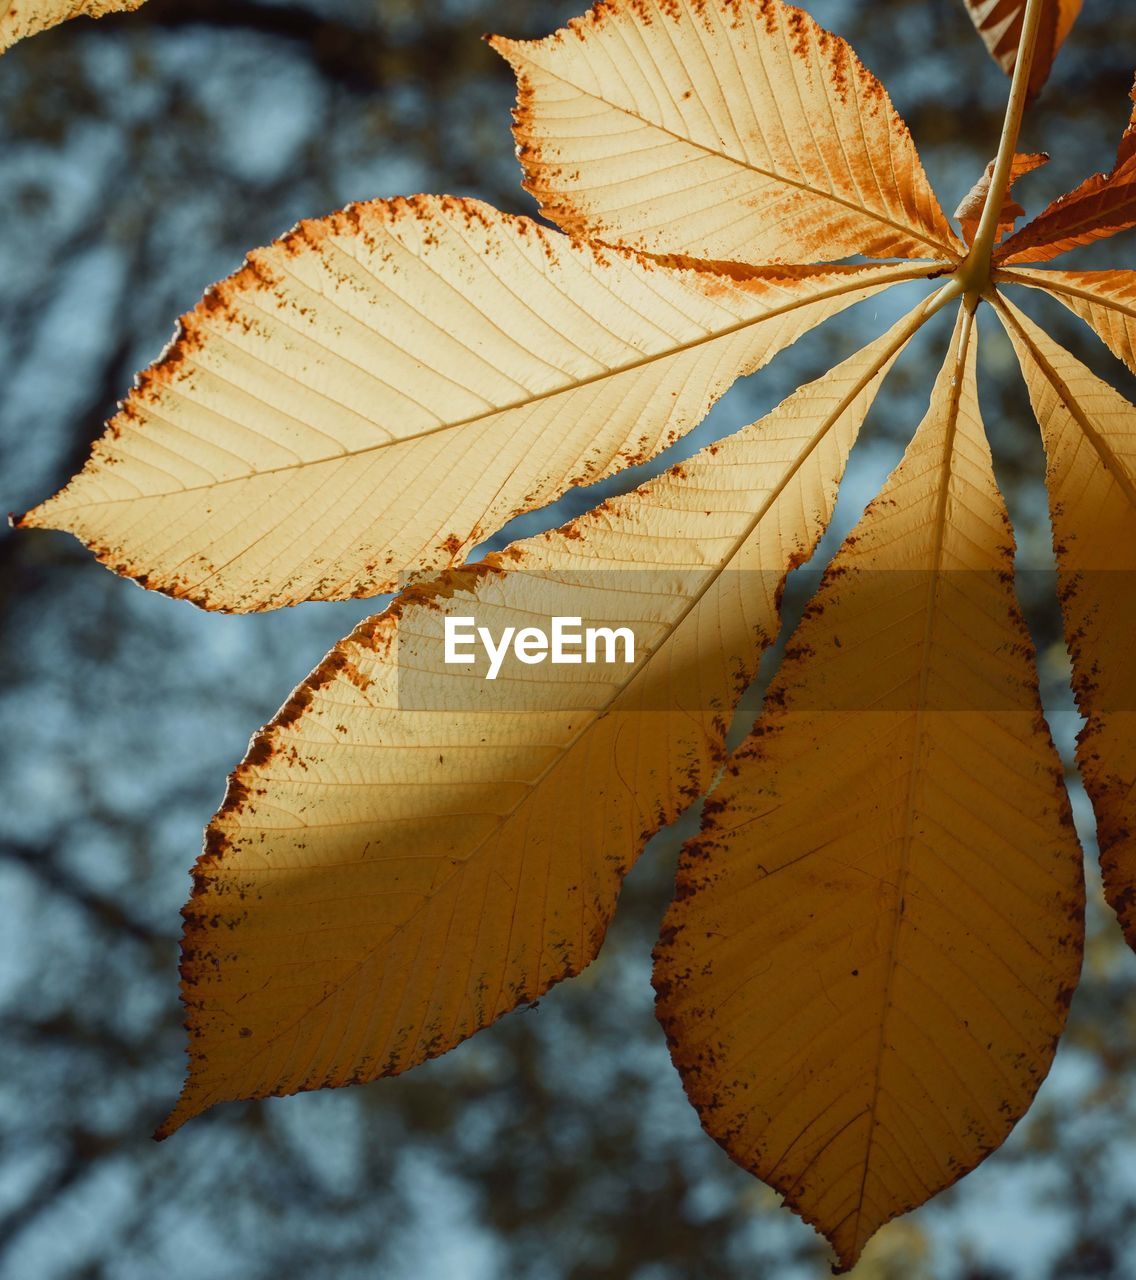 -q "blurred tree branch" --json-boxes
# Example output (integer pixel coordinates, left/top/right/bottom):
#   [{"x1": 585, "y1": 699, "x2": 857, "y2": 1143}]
[
  {"x1": 95, "y1": 0, "x2": 496, "y2": 92},
  {"x1": 4, "y1": 841, "x2": 164, "y2": 945}
]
